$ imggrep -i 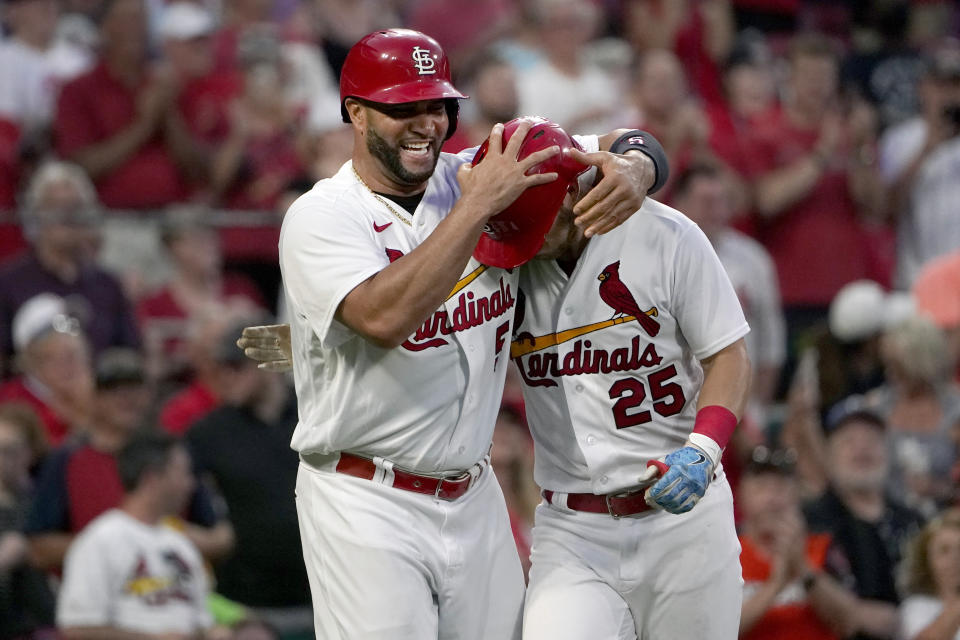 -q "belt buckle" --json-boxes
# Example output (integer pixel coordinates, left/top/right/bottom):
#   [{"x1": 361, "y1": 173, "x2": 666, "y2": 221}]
[
  {"x1": 435, "y1": 471, "x2": 471, "y2": 501},
  {"x1": 605, "y1": 491, "x2": 628, "y2": 519}
]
